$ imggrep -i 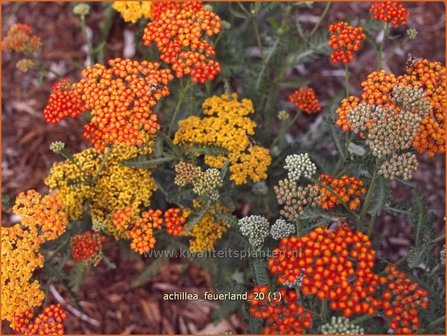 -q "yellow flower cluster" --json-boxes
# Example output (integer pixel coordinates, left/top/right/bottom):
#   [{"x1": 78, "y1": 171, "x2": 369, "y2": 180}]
[
  {"x1": 174, "y1": 93, "x2": 272, "y2": 185},
  {"x1": 45, "y1": 144, "x2": 157, "y2": 235},
  {"x1": 1, "y1": 191, "x2": 67, "y2": 323},
  {"x1": 112, "y1": 1, "x2": 152, "y2": 23},
  {"x1": 183, "y1": 203, "x2": 229, "y2": 252}
]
